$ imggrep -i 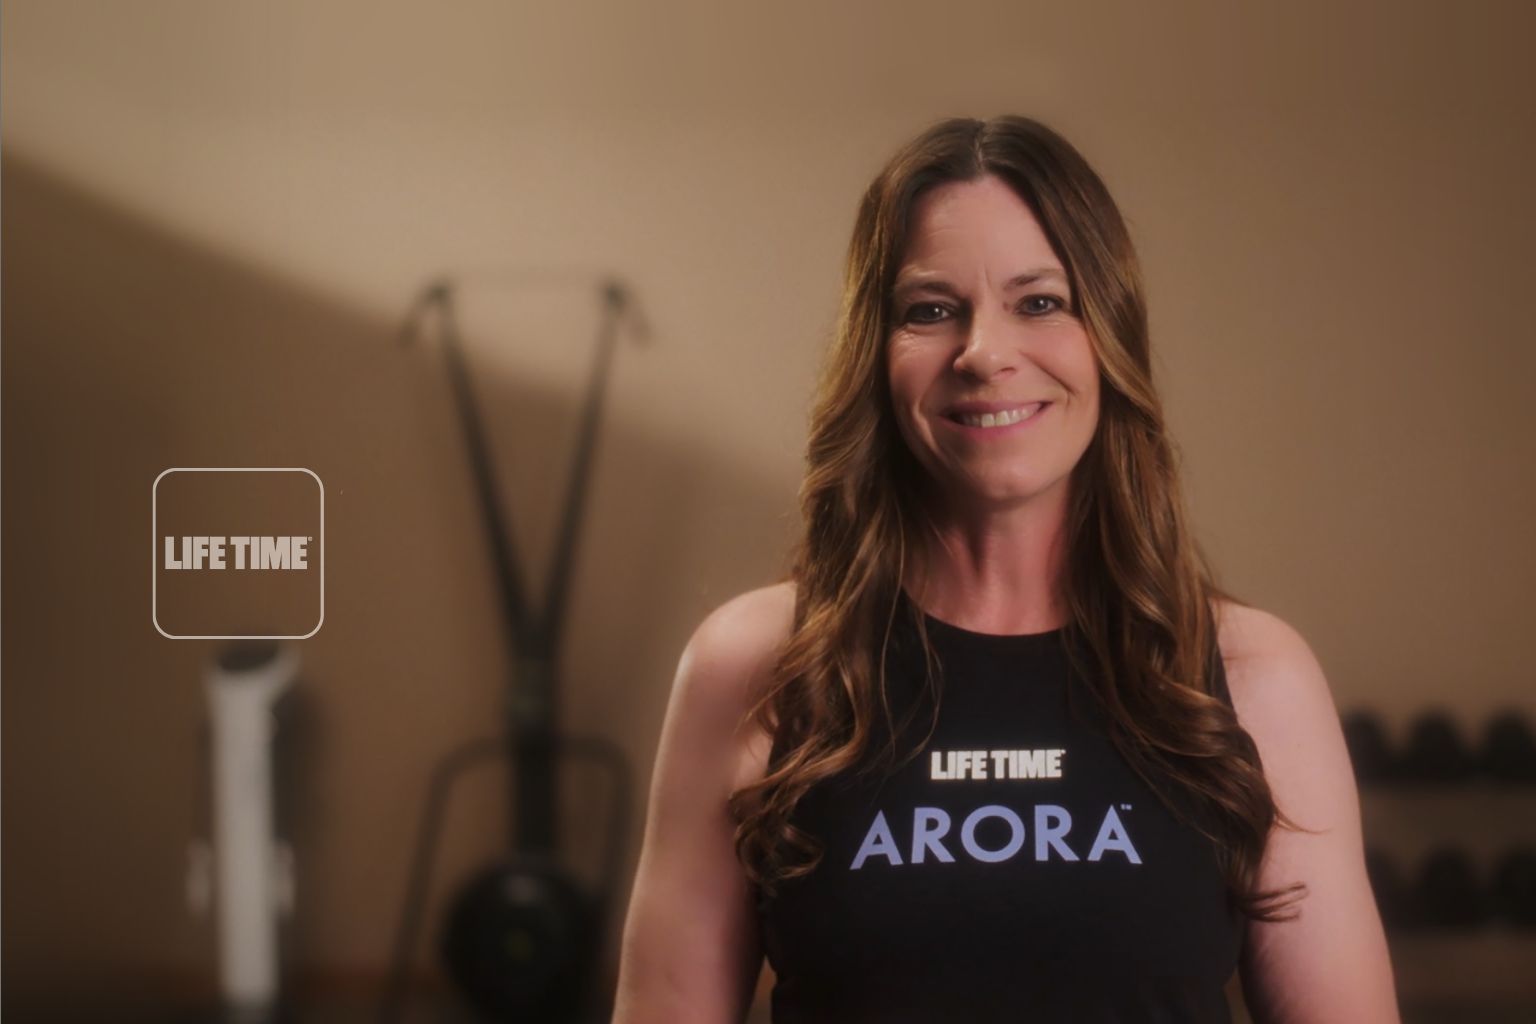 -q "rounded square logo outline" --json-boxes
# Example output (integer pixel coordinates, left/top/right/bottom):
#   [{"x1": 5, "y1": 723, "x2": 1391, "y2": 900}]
[{"x1": 152, "y1": 467, "x2": 325, "y2": 639}]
